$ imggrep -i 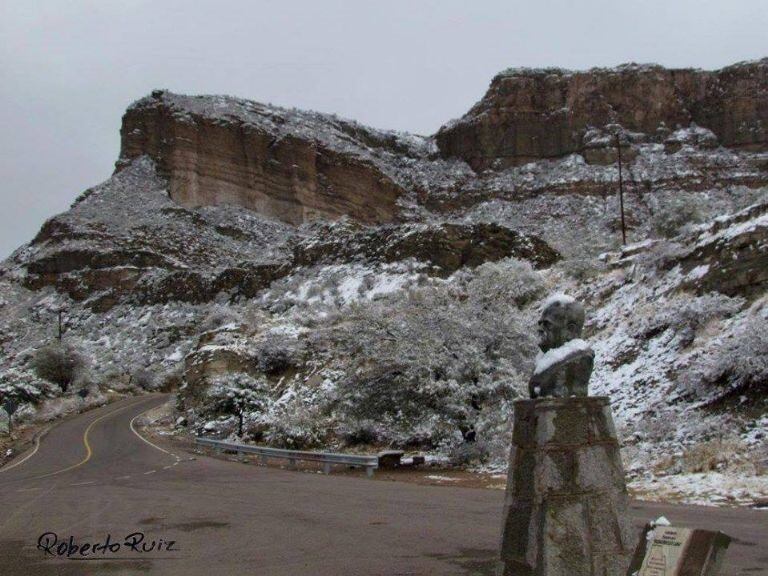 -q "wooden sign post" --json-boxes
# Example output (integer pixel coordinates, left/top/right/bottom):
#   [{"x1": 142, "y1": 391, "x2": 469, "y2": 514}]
[{"x1": 627, "y1": 523, "x2": 731, "y2": 576}]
